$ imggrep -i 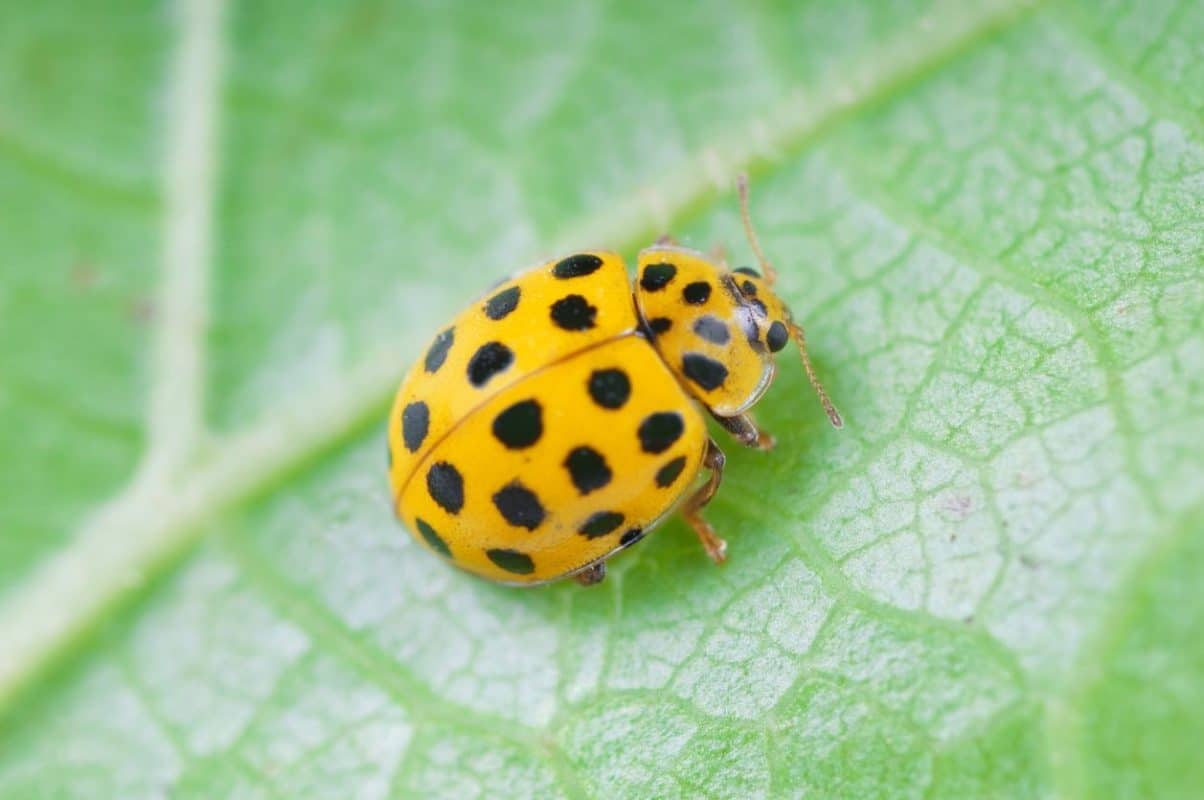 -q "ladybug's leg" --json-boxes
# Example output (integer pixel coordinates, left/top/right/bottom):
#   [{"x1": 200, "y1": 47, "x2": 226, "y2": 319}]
[
  {"x1": 573, "y1": 561, "x2": 607, "y2": 586},
  {"x1": 655, "y1": 233, "x2": 678, "y2": 246},
  {"x1": 716, "y1": 412, "x2": 776, "y2": 451},
  {"x1": 681, "y1": 439, "x2": 728, "y2": 564},
  {"x1": 707, "y1": 242, "x2": 728, "y2": 265}
]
